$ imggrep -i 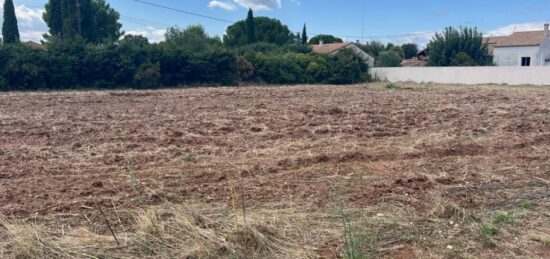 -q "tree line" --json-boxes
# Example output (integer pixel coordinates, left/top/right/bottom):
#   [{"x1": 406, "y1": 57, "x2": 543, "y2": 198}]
[
  {"x1": 0, "y1": 1, "x2": 369, "y2": 90},
  {"x1": 1, "y1": 0, "x2": 490, "y2": 90}
]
